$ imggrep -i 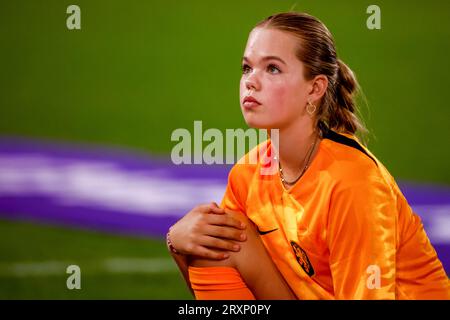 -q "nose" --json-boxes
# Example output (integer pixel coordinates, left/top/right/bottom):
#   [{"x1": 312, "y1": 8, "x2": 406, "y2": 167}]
[{"x1": 244, "y1": 71, "x2": 261, "y2": 92}]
